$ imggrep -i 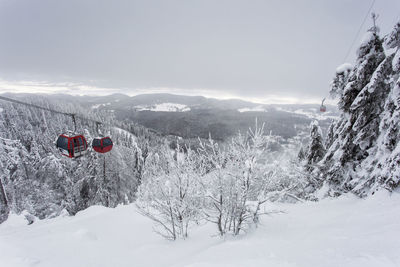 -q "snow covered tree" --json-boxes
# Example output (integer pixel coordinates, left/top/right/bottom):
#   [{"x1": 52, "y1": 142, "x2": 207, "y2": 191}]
[
  {"x1": 324, "y1": 120, "x2": 337, "y2": 149},
  {"x1": 0, "y1": 139, "x2": 12, "y2": 223},
  {"x1": 0, "y1": 95, "x2": 149, "y2": 221},
  {"x1": 319, "y1": 19, "x2": 400, "y2": 195},
  {"x1": 330, "y1": 63, "x2": 352, "y2": 98},
  {"x1": 338, "y1": 26, "x2": 385, "y2": 113},
  {"x1": 305, "y1": 120, "x2": 325, "y2": 169},
  {"x1": 196, "y1": 136, "x2": 230, "y2": 236},
  {"x1": 365, "y1": 21, "x2": 400, "y2": 191},
  {"x1": 297, "y1": 146, "x2": 306, "y2": 161},
  {"x1": 197, "y1": 121, "x2": 274, "y2": 236},
  {"x1": 136, "y1": 143, "x2": 203, "y2": 240}
]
